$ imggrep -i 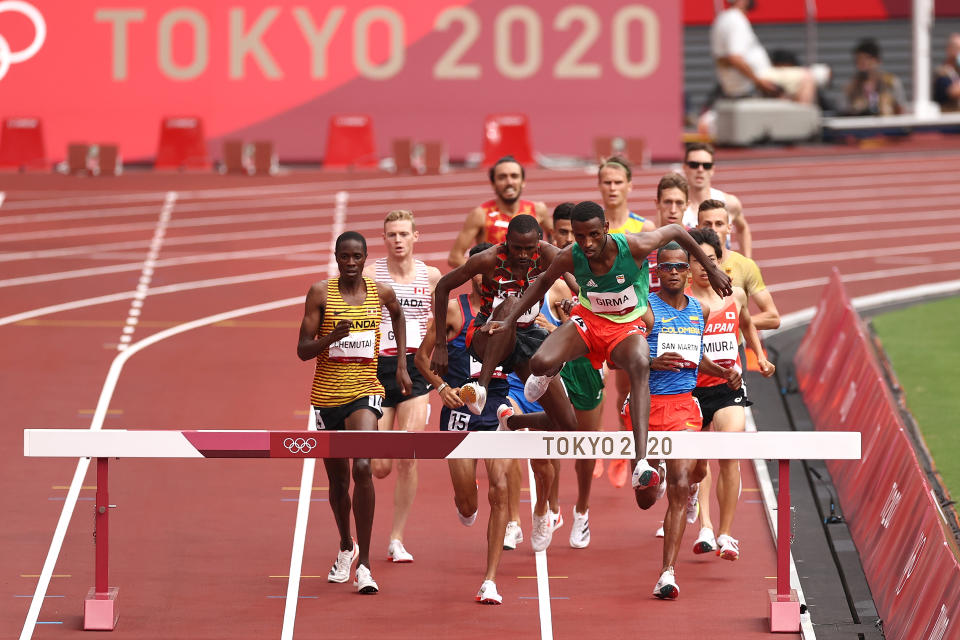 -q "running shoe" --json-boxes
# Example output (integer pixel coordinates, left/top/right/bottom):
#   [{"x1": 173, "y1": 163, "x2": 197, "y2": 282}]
[
  {"x1": 530, "y1": 511, "x2": 553, "y2": 552},
  {"x1": 693, "y1": 527, "x2": 717, "y2": 554},
  {"x1": 656, "y1": 463, "x2": 667, "y2": 501},
  {"x1": 653, "y1": 568, "x2": 679, "y2": 600},
  {"x1": 327, "y1": 539, "x2": 358, "y2": 583},
  {"x1": 593, "y1": 459, "x2": 604, "y2": 479},
  {"x1": 476, "y1": 580, "x2": 503, "y2": 605},
  {"x1": 550, "y1": 509, "x2": 564, "y2": 533},
  {"x1": 717, "y1": 534, "x2": 740, "y2": 561},
  {"x1": 503, "y1": 521, "x2": 523, "y2": 550},
  {"x1": 608, "y1": 459, "x2": 628, "y2": 488},
  {"x1": 354, "y1": 564, "x2": 379, "y2": 594},
  {"x1": 569, "y1": 508, "x2": 591, "y2": 549},
  {"x1": 631, "y1": 458, "x2": 661, "y2": 490},
  {"x1": 457, "y1": 507, "x2": 478, "y2": 527},
  {"x1": 523, "y1": 373, "x2": 554, "y2": 402},
  {"x1": 654, "y1": 522, "x2": 665, "y2": 538},
  {"x1": 686, "y1": 483, "x2": 700, "y2": 524},
  {"x1": 387, "y1": 539, "x2": 414, "y2": 563},
  {"x1": 496, "y1": 404, "x2": 514, "y2": 431},
  {"x1": 459, "y1": 381, "x2": 487, "y2": 414}
]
